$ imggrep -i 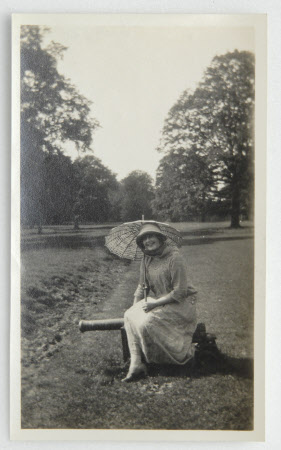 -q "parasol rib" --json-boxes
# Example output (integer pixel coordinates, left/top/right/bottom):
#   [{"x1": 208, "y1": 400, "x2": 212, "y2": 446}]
[{"x1": 120, "y1": 232, "x2": 138, "y2": 259}]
